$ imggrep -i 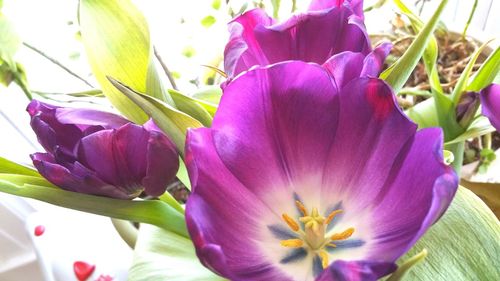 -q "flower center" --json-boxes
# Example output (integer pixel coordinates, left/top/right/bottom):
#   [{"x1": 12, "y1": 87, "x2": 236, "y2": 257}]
[{"x1": 279, "y1": 200, "x2": 355, "y2": 269}]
